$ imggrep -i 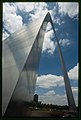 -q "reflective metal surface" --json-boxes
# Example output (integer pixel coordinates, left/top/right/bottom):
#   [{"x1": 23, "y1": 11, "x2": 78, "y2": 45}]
[{"x1": 2, "y1": 12, "x2": 48, "y2": 115}]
